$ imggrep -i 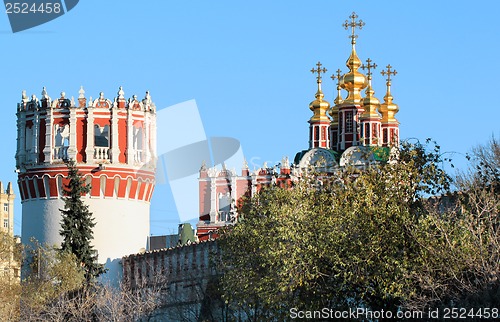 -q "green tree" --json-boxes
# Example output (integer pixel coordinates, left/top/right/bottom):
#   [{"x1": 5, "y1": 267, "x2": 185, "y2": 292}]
[
  {"x1": 218, "y1": 140, "x2": 456, "y2": 320},
  {"x1": 60, "y1": 160, "x2": 106, "y2": 282}
]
